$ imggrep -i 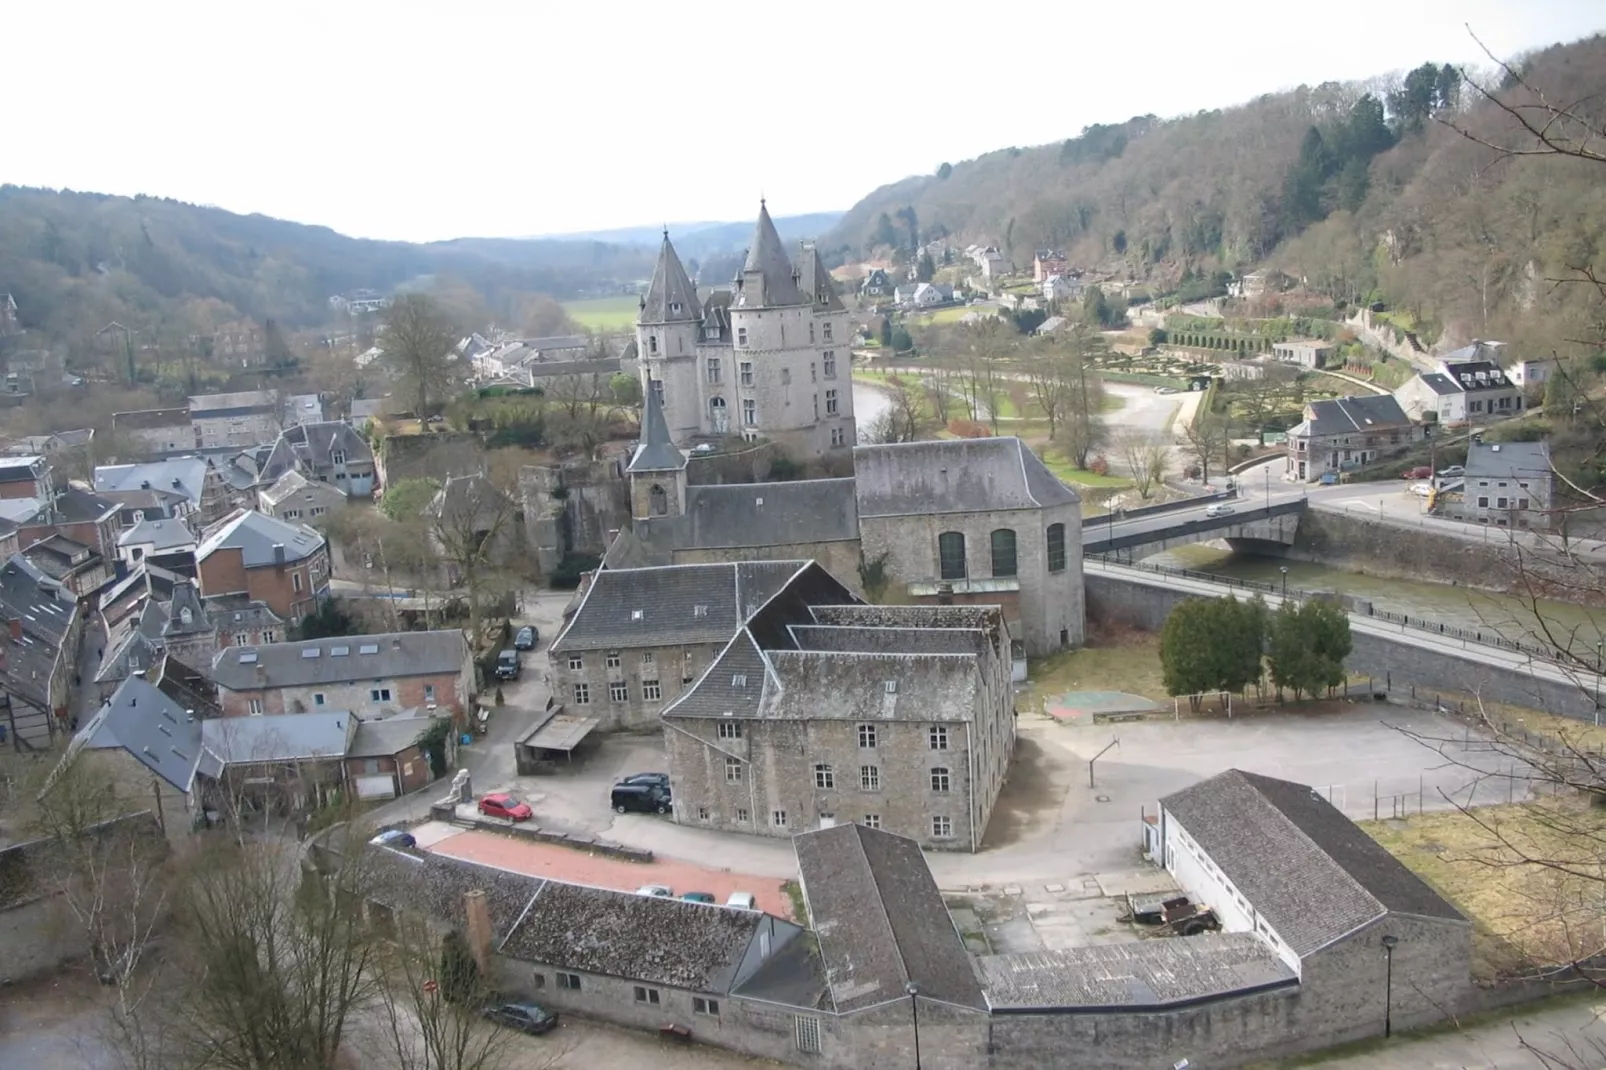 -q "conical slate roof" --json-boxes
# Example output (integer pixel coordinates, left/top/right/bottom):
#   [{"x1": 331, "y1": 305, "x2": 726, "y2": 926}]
[
  {"x1": 639, "y1": 232, "x2": 701, "y2": 325},
  {"x1": 796, "y1": 245, "x2": 843, "y2": 312},
  {"x1": 739, "y1": 201, "x2": 803, "y2": 307},
  {"x1": 628, "y1": 384, "x2": 686, "y2": 473}
]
